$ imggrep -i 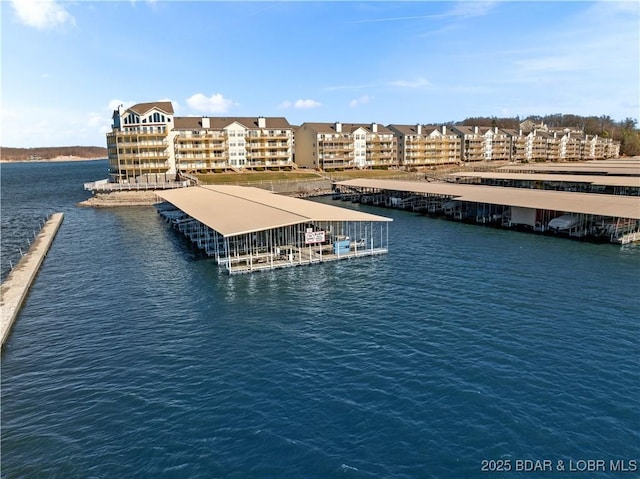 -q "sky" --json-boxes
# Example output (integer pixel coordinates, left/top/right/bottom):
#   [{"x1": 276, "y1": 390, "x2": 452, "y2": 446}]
[{"x1": 1, "y1": 0, "x2": 638, "y2": 148}]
